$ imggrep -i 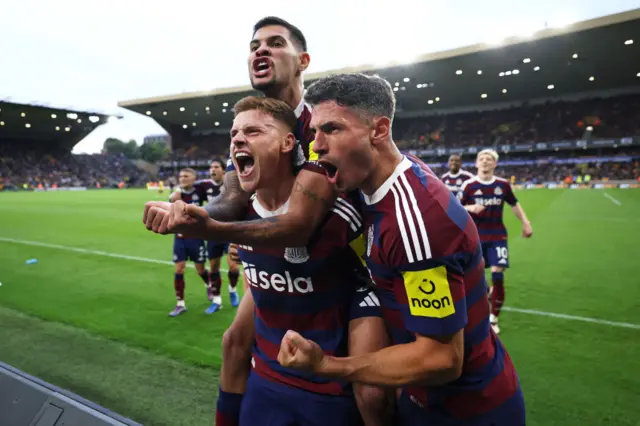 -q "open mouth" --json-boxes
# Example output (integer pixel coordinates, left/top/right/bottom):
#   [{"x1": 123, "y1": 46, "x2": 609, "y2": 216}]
[
  {"x1": 318, "y1": 160, "x2": 339, "y2": 185},
  {"x1": 235, "y1": 151, "x2": 255, "y2": 177},
  {"x1": 252, "y1": 58, "x2": 272, "y2": 78}
]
